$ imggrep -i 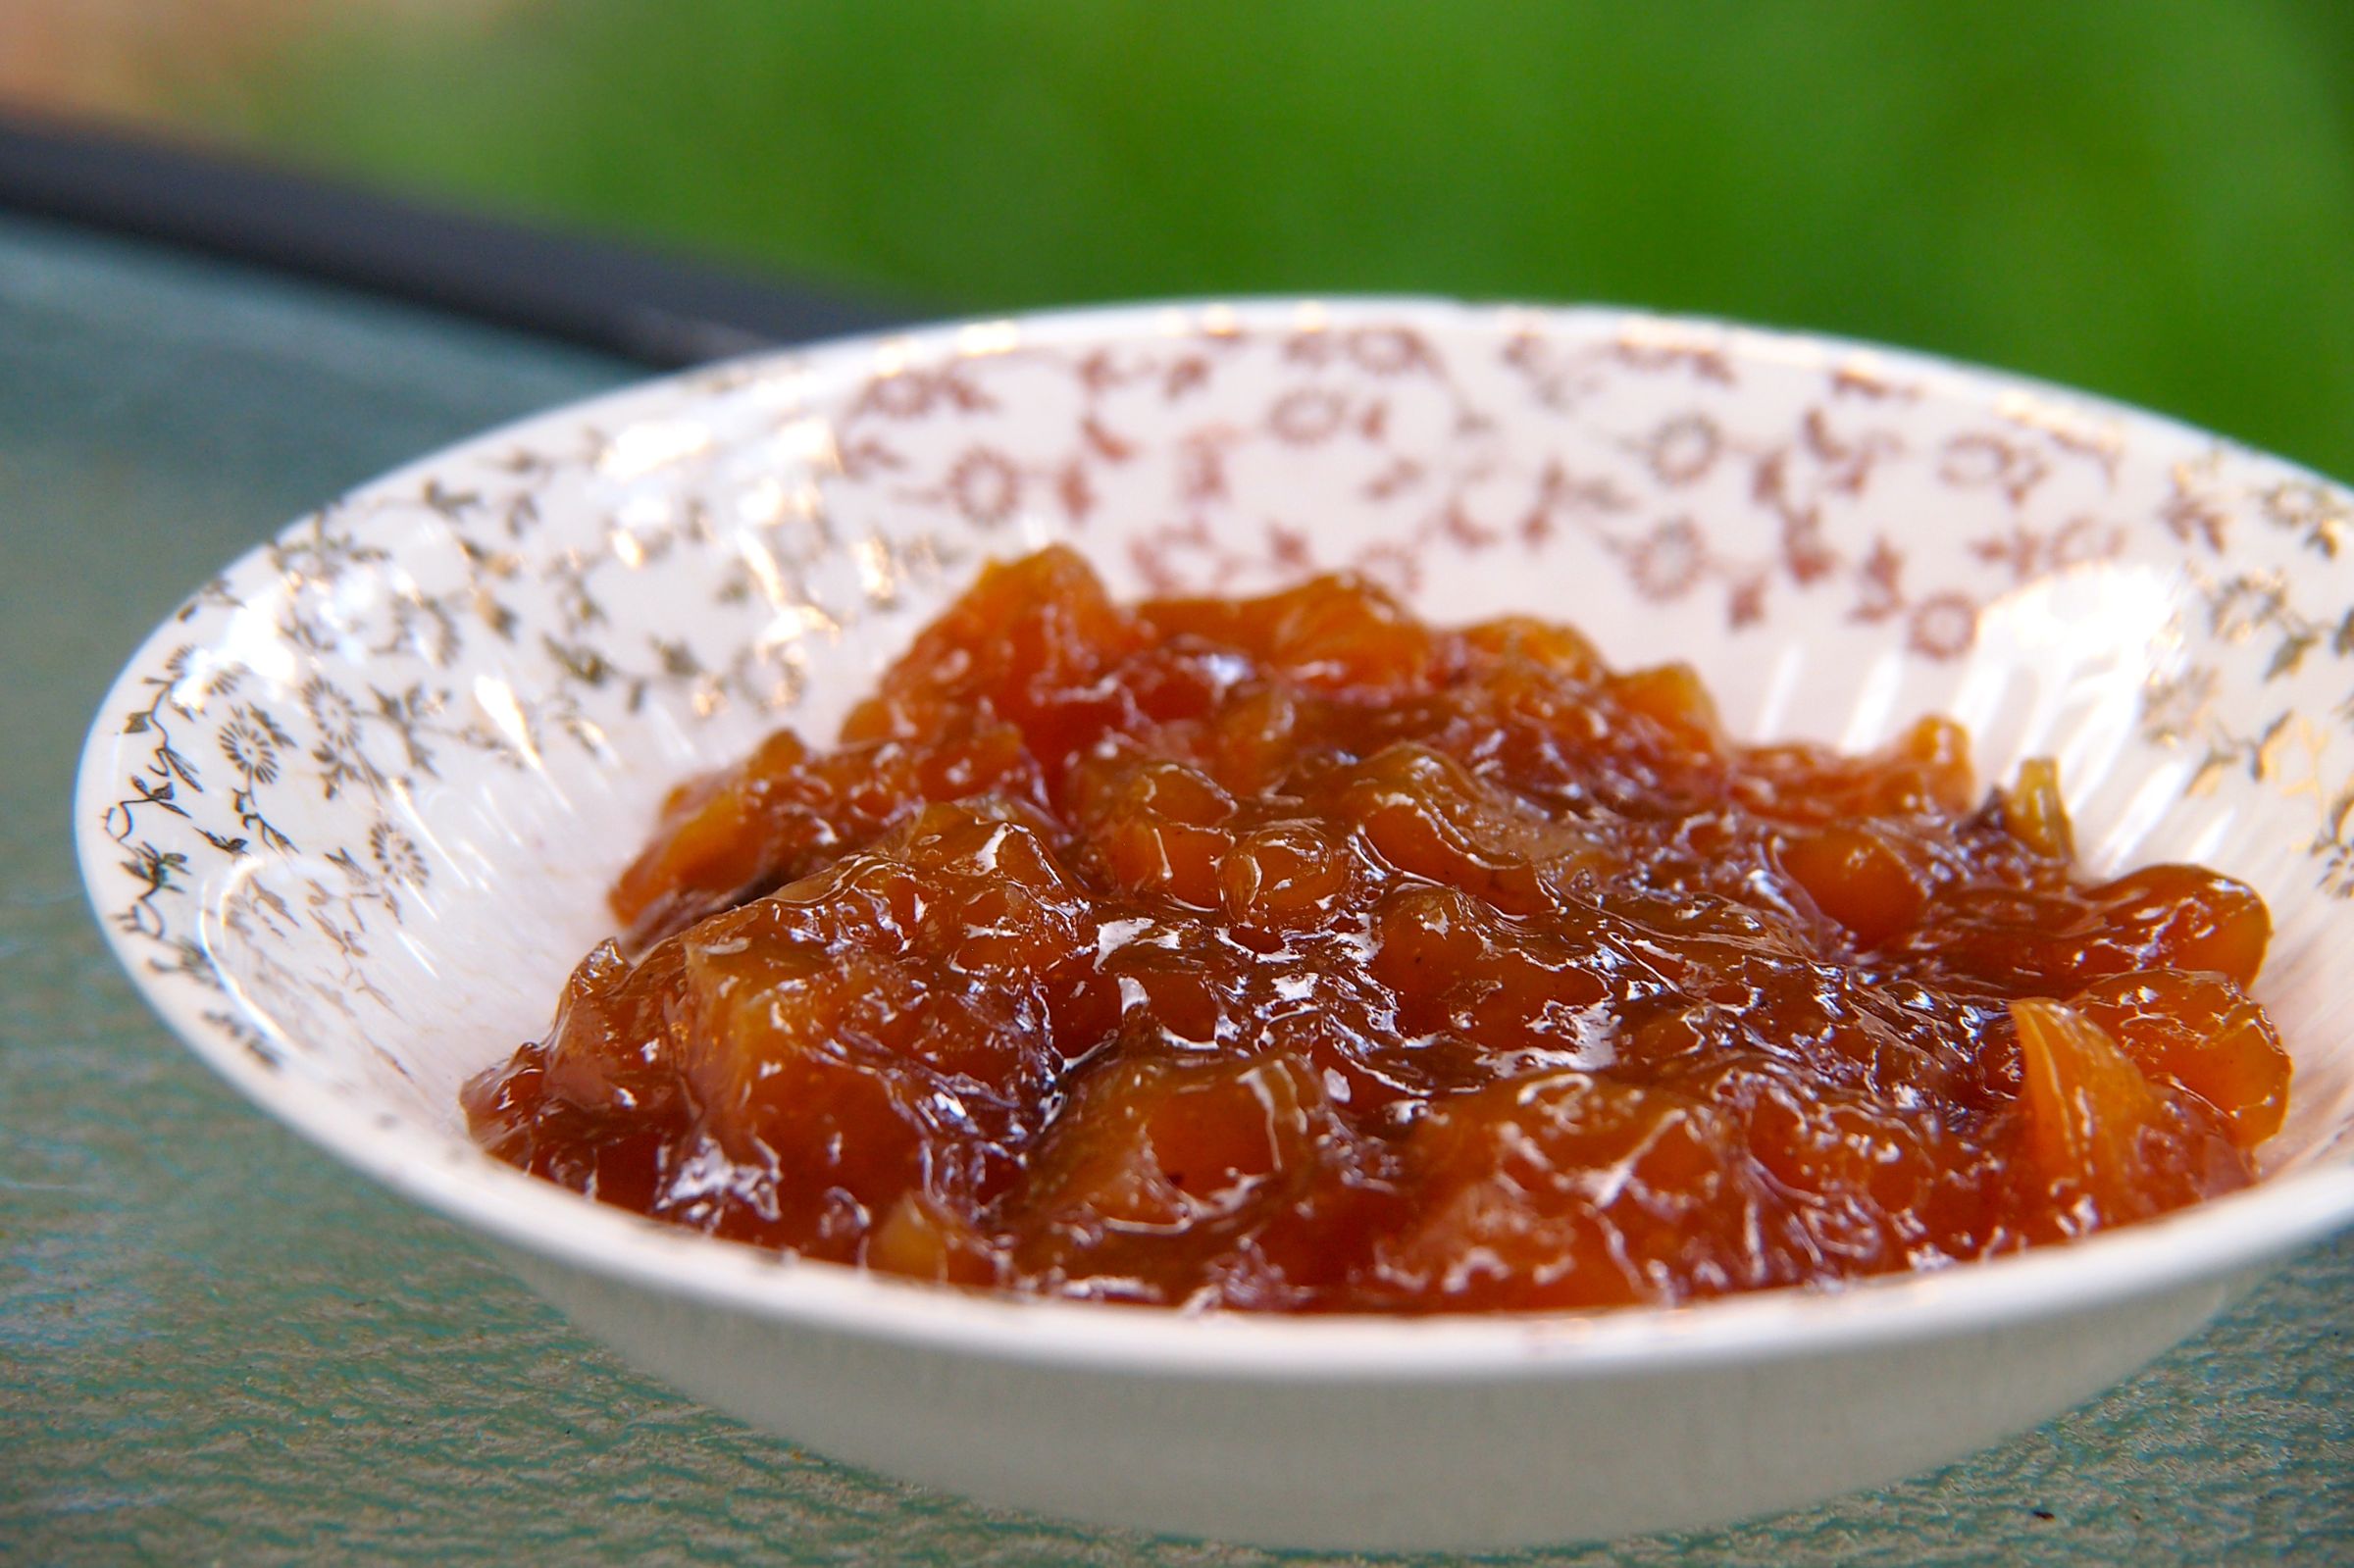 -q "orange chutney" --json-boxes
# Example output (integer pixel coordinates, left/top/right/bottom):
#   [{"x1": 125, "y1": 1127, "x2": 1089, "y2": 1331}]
[{"x1": 465, "y1": 547, "x2": 2289, "y2": 1312}]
